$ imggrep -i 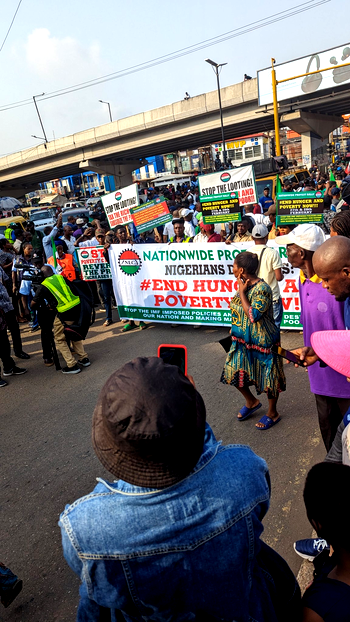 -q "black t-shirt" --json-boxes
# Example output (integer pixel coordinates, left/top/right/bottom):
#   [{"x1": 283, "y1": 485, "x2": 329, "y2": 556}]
[{"x1": 302, "y1": 569, "x2": 350, "y2": 621}]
